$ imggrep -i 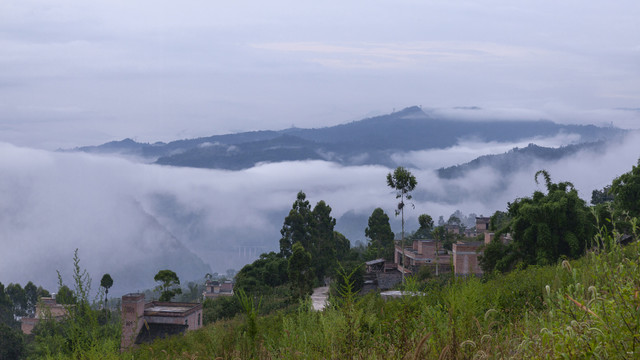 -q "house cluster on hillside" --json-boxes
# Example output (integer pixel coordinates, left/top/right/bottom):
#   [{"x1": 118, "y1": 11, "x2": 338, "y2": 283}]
[{"x1": 365, "y1": 216, "x2": 510, "y2": 291}]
